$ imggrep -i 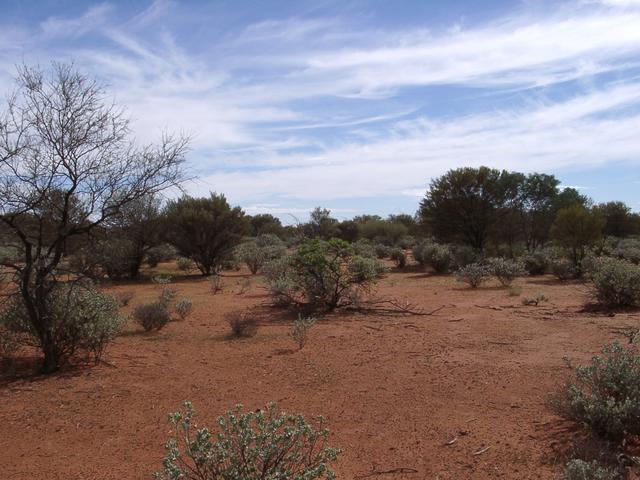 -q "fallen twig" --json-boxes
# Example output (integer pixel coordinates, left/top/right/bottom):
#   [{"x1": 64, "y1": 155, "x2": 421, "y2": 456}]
[
  {"x1": 472, "y1": 446, "x2": 491, "y2": 456},
  {"x1": 356, "y1": 466, "x2": 419, "y2": 478},
  {"x1": 444, "y1": 436, "x2": 458, "y2": 446}
]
